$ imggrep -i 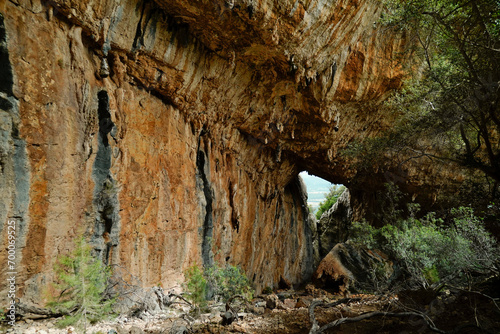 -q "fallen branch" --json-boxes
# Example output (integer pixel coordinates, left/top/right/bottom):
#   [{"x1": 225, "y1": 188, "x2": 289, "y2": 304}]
[
  {"x1": 15, "y1": 301, "x2": 70, "y2": 319},
  {"x1": 226, "y1": 294, "x2": 248, "y2": 312},
  {"x1": 167, "y1": 293, "x2": 193, "y2": 307},
  {"x1": 221, "y1": 294, "x2": 249, "y2": 326},
  {"x1": 308, "y1": 300, "x2": 446, "y2": 334},
  {"x1": 324, "y1": 297, "x2": 362, "y2": 308},
  {"x1": 447, "y1": 286, "x2": 500, "y2": 312}
]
